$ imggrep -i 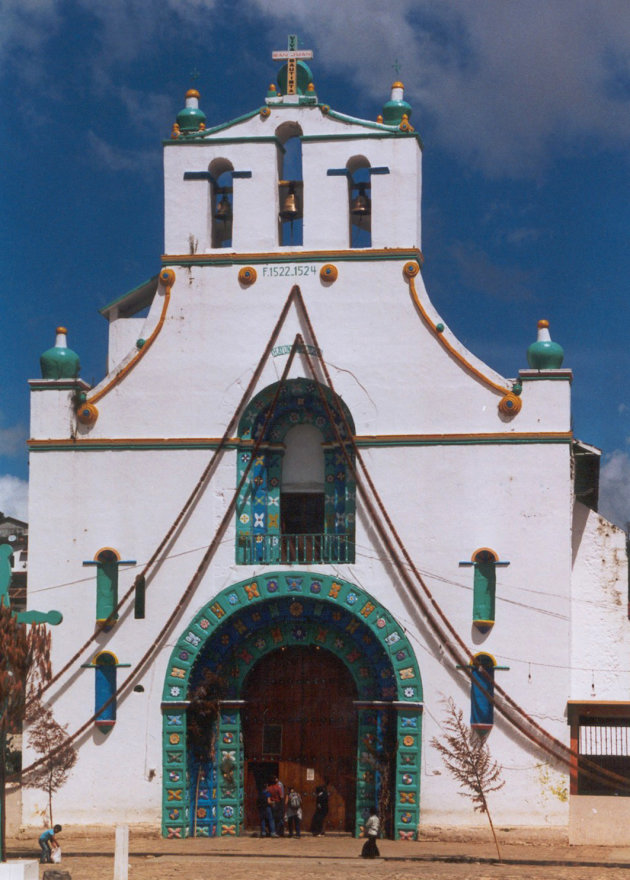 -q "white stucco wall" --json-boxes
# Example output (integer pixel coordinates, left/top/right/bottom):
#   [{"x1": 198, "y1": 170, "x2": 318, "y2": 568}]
[{"x1": 570, "y1": 503, "x2": 630, "y2": 698}]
